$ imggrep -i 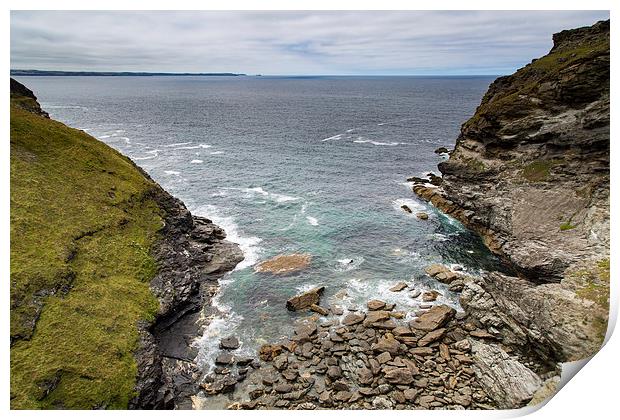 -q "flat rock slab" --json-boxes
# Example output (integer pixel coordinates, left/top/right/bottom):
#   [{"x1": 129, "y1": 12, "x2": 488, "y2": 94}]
[
  {"x1": 286, "y1": 286, "x2": 325, "y2": 311},
  {"x1": 410, "y1": 304, "x2": 455, "y2": 331},
  {"x1": 255, "y1": 253, "x2": 312, "y2": 274},
  {"x1": 470, "y1": 339, "x2": 542, "y2": 408}
]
